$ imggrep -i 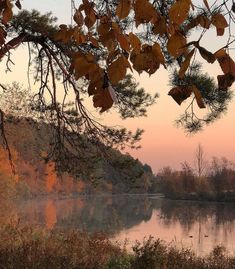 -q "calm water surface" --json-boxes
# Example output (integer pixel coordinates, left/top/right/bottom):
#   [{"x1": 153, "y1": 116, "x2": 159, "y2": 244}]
[{"x1": 15, "y1": 195, "x2": 235, "y2": 256}]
